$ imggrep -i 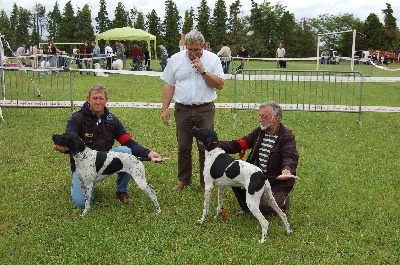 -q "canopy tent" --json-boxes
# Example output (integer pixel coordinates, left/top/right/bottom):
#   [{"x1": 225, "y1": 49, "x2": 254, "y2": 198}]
[{"x1": 95, "y1": 27, "x2": 157, "y2": 65}]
